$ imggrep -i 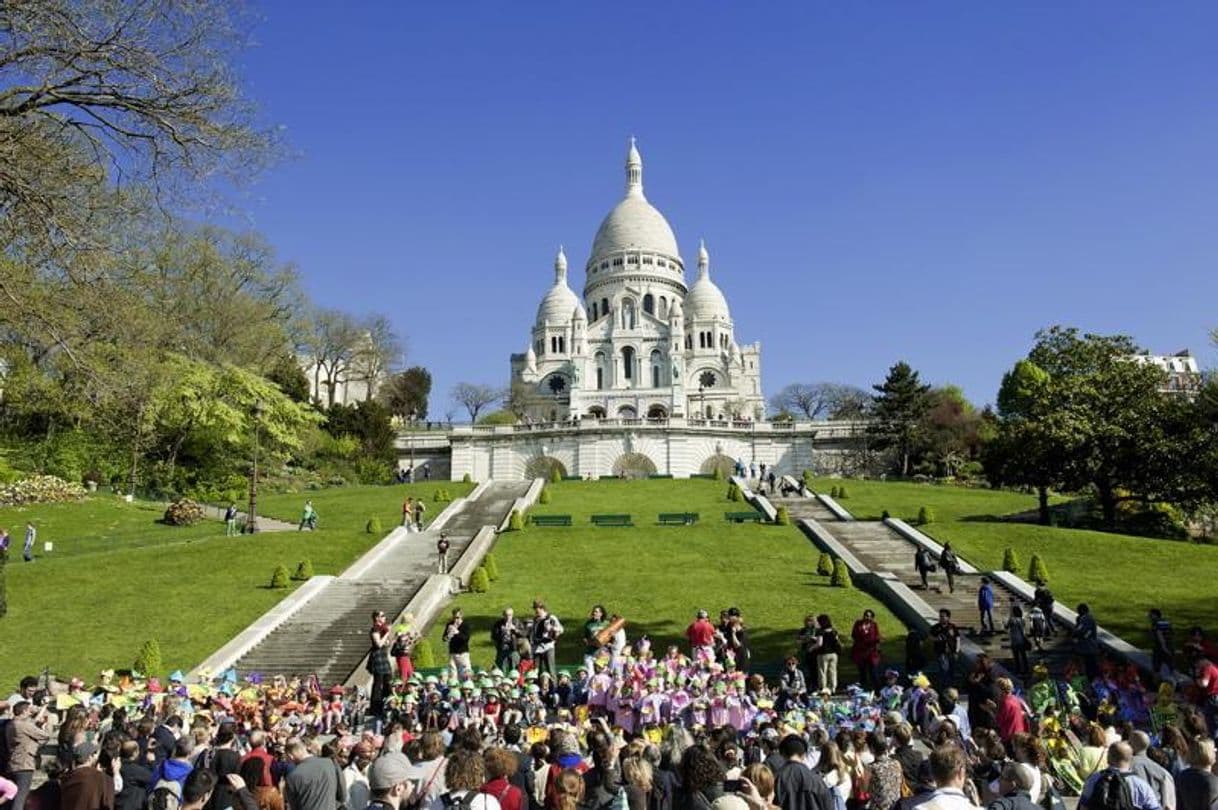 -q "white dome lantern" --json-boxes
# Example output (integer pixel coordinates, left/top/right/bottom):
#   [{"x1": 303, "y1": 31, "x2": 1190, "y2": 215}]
[
  {"x1": 587, "y1": 139, "x2": 681, "y2": 266},
  {"x1": 685, "y1": 239, "x2": 731, "y2": 321},
  {"x1": 535, "y1": 246, "x2": 580, "y2": 326}
]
